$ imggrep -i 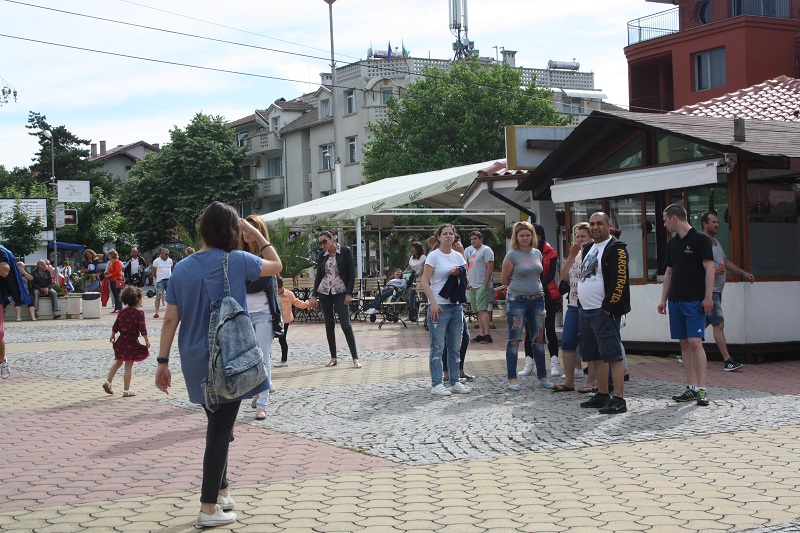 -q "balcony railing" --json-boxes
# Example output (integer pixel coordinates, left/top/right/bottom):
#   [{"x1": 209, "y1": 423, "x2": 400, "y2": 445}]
[{"x1": 628, "y1": 0, "x2": 792, "y2": 45}]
